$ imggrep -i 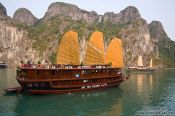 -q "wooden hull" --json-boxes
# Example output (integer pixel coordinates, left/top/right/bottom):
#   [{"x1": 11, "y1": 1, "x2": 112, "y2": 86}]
[
  {"x1": 16, "y1": 66, "x2": 128, "y2": 94},
  {"x1": 28, "y1": 81, "x2": 123, "y2": 94},
  {"x1": 17, "y1": 75, "x2": 126, "y2": 94},
  {"x1": 127, "y1": 67, "x2": 155, "y2": 73}
]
